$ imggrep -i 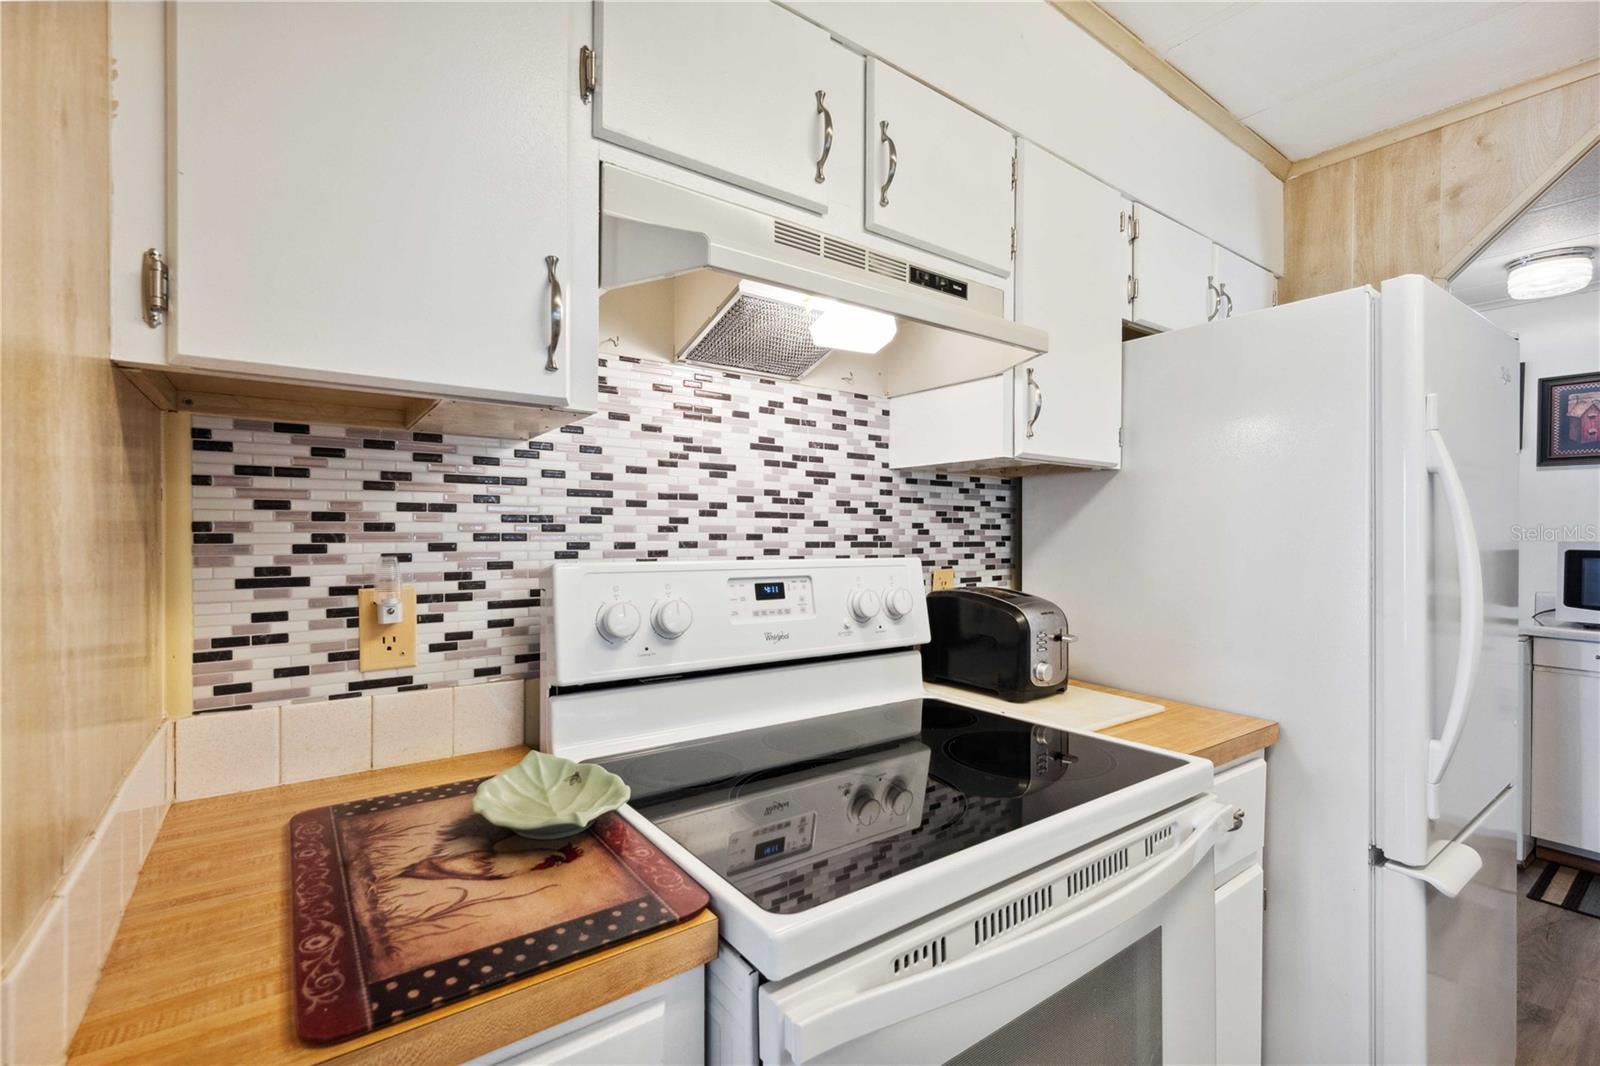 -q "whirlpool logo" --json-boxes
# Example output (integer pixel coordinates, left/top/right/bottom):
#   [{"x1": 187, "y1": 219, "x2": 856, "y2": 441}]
[{"x1": 764, "y1": 630, "x2": 791, "y2": 643}]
